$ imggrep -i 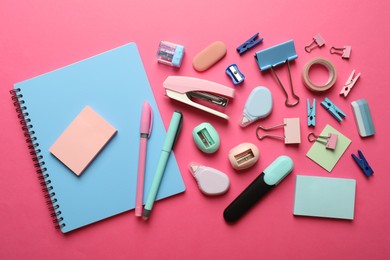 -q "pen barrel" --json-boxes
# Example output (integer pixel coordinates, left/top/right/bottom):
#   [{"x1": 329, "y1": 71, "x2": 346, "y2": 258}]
[
  {"x1": 224, "y1": 172, "x2": 273, "y2": 222},
  {"x1": 144, "y1": 151, "x2": 170, "y2": 212},
  {"x1": 135, "y1": 138, "x2": 148, "y2": 217}
]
